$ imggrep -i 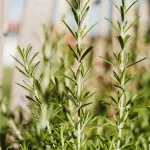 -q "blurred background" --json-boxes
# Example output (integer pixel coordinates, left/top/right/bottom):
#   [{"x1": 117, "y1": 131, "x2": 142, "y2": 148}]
[
  {"x1": 0, "y1": 0, "x2": 150, "y2": 149},
  {"x1": 0, "y1": 0, "x2": 150, "y2": 116}
]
